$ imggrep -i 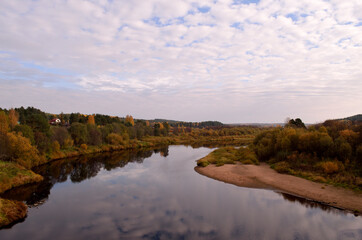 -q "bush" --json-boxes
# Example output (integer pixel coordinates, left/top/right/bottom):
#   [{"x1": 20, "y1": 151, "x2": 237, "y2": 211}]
[
  {"x1": 52, "y1": 141, "x2": 60, "y2": 152},
  {"x1": 80, "y1": 144, "x2": 88, "y2": 151},
  {"x1": 311, "y1": 175, "x2": 327, "y2": 183},
  {"x1": 197, "y1": 160, "x2": 209, "y2": 167},
  {"x1": 241, "y1": 159, "x2": 254, "y2": 165},
  {"x1": 51, "y1": 126, "x2": 70, "y2": 147},
  {"x1": 318, "y1": 161, "x2": 343, "y2": 174},
  {"x1": 106, "y1": 133, "x2": 124, "y2": 145},
  {"x1": 216, "y1": 162, "x2": 224, "y2": 167},
  {"x1": 274, "y1": 161, "x2": 290, "y2": 174},
  {"x1": 63, "y1": 137, "x2": 74, "y2": 149}
]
